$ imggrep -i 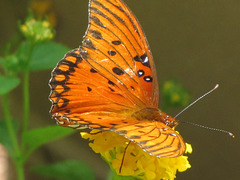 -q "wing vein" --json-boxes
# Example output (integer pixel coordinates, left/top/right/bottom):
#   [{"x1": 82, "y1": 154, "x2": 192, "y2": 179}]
[{"x1": 91, "y1": 0, "x2": 143, "y2": 63}]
